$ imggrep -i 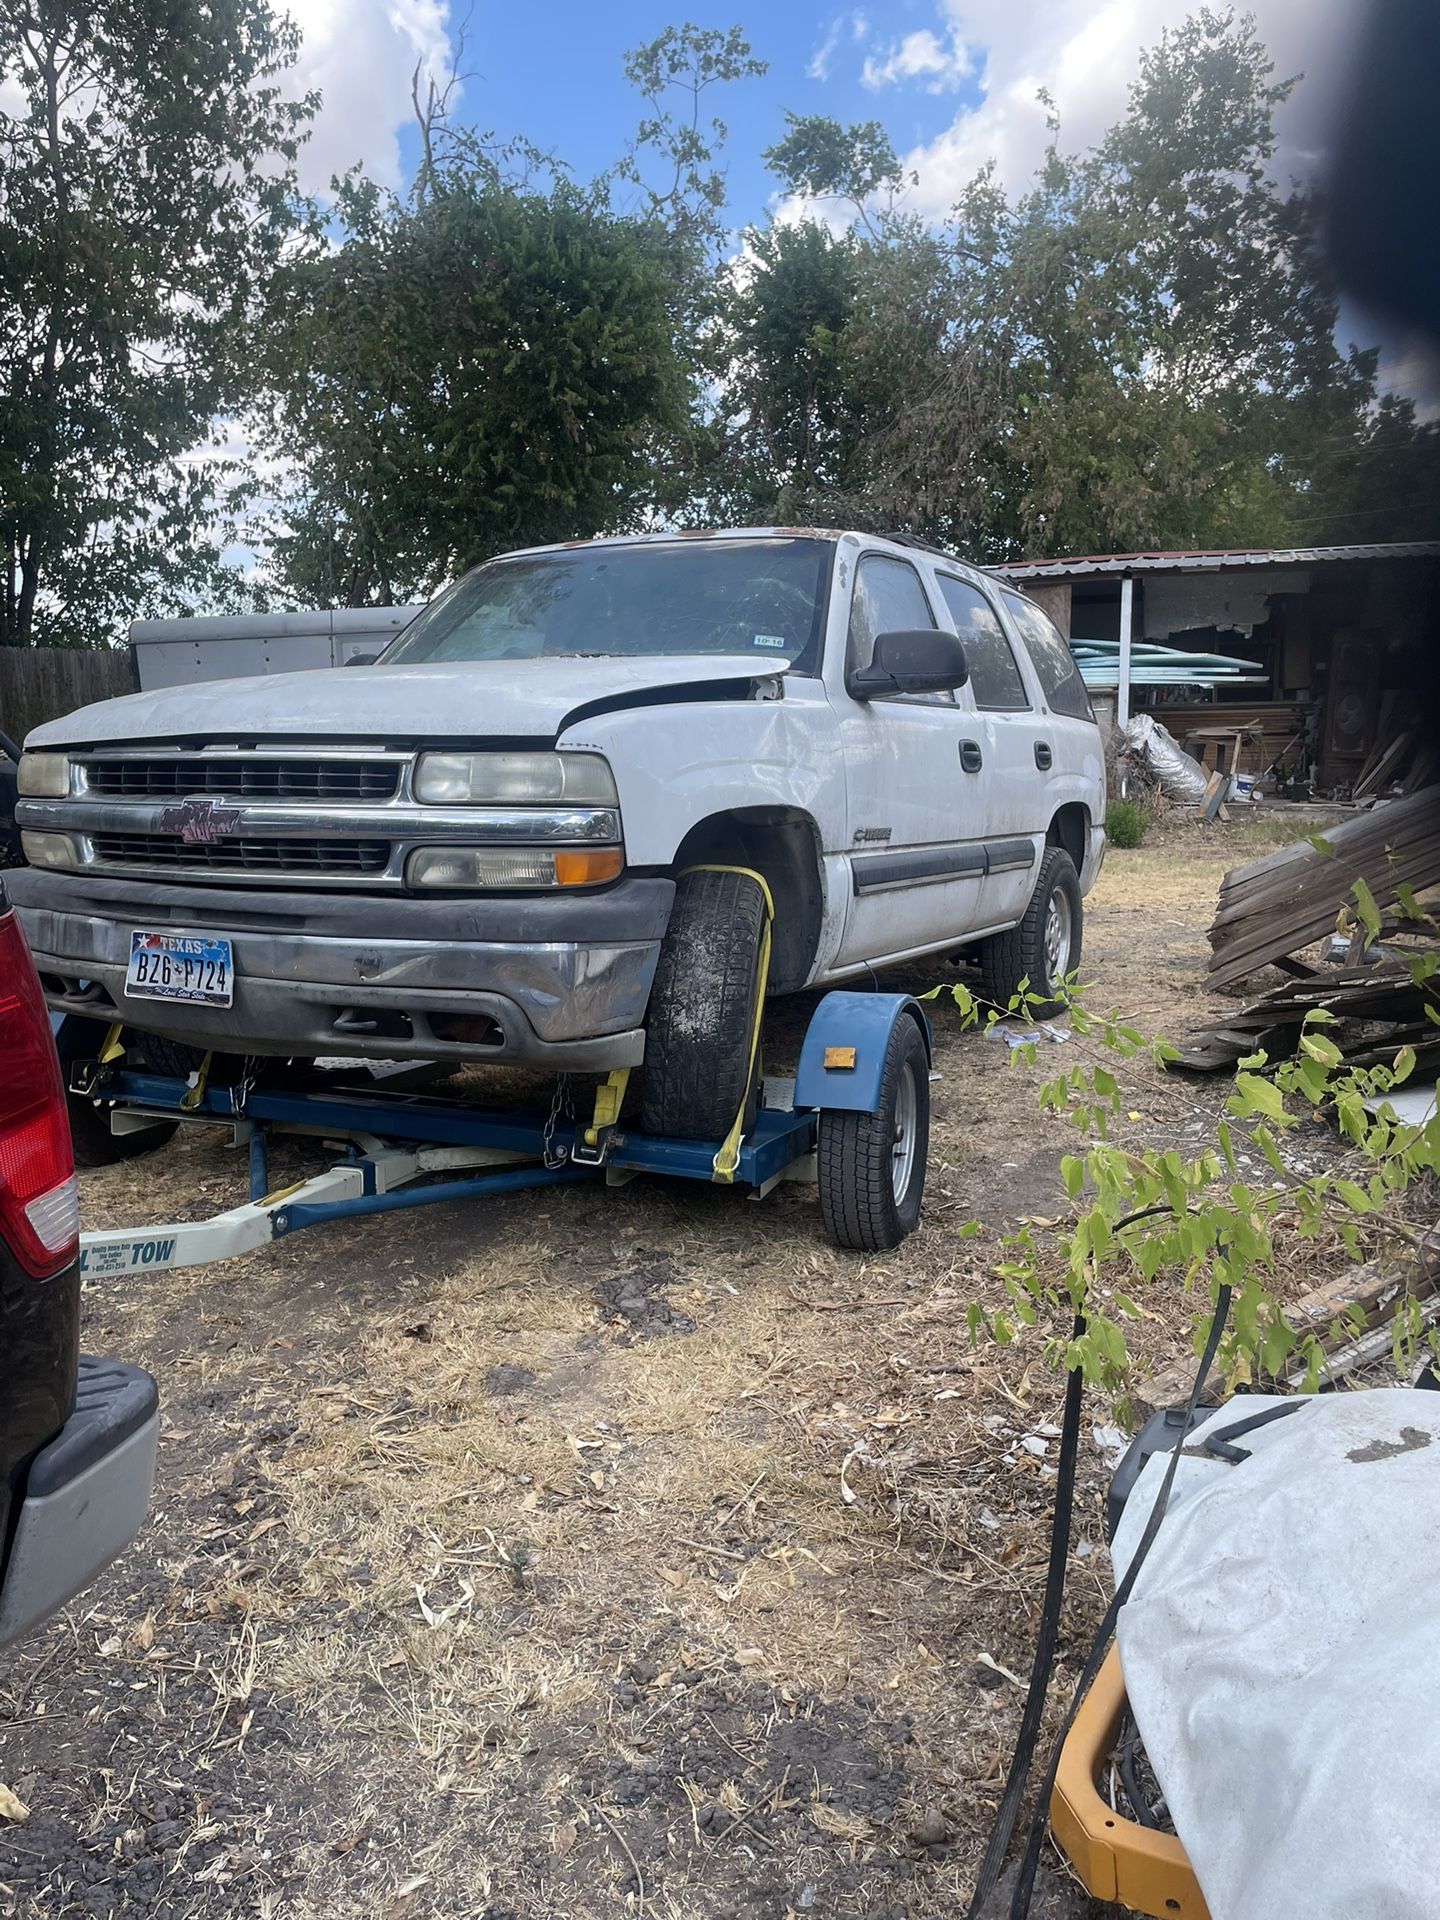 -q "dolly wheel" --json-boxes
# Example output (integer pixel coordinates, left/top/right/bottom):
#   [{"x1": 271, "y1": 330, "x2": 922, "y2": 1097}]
[
  {"x1": 54, "y1": 1018, "x2": 181, "y2": 1168},
  {"x1": 818, "y1": 1016, "x2": 929, "y2": 1251}
]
